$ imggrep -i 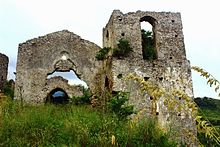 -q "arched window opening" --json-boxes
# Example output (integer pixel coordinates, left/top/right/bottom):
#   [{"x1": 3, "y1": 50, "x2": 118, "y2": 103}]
[
  {"x1": 140, "y1": 16, "x2": 157, "y2": 60},
  {"x1": 46, "y1": 88, "x2": 69, "y2": 104},
  {"x1": 47, "y1": 70, "x2": 88, "y2": 88}
]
